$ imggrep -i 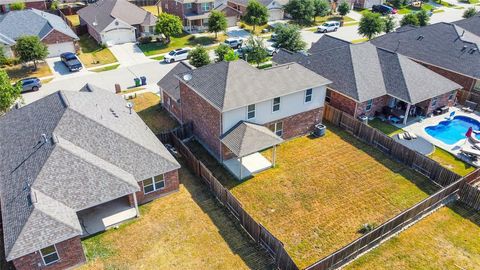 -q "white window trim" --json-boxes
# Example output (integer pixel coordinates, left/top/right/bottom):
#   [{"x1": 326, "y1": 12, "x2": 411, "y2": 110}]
[
  {"x1": 365, "y1": 99, "x2": 373, "y2": 111},
  {"x1": 201, "y1": 2, "x2": 210, "y2": 11},
  {"x1": 185, "y1": 2, "x2": 192, "y2": 8},
  {"x1": 272, "y1": 97, "x2": 281, "y2": 113},
  {"x1": 304, "y1": 89, "x2": 313, "y2": 103},
  {"x1": 247, "y1": 104, "x2": 256, "y2": 119},
  {"x1": 40, "y1": 245, "x2": 59, "y2": 266},
  {"x1": 273, "y1": 122, "x2": 283, "y2": 136},
  {"x1": 142, "y1": 174, "x2": 165, "y2": 194}
]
